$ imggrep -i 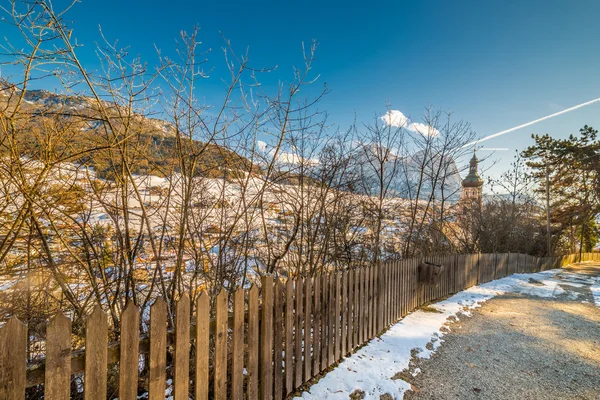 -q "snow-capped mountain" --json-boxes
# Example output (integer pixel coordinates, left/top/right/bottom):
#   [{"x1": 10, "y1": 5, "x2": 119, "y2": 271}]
[
  {"x1": 394, "y1": 150, "x2": 463, "y2": 202},
  {"x1": 358, "y1": 145, "x2": 463, "y2": 202}
]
